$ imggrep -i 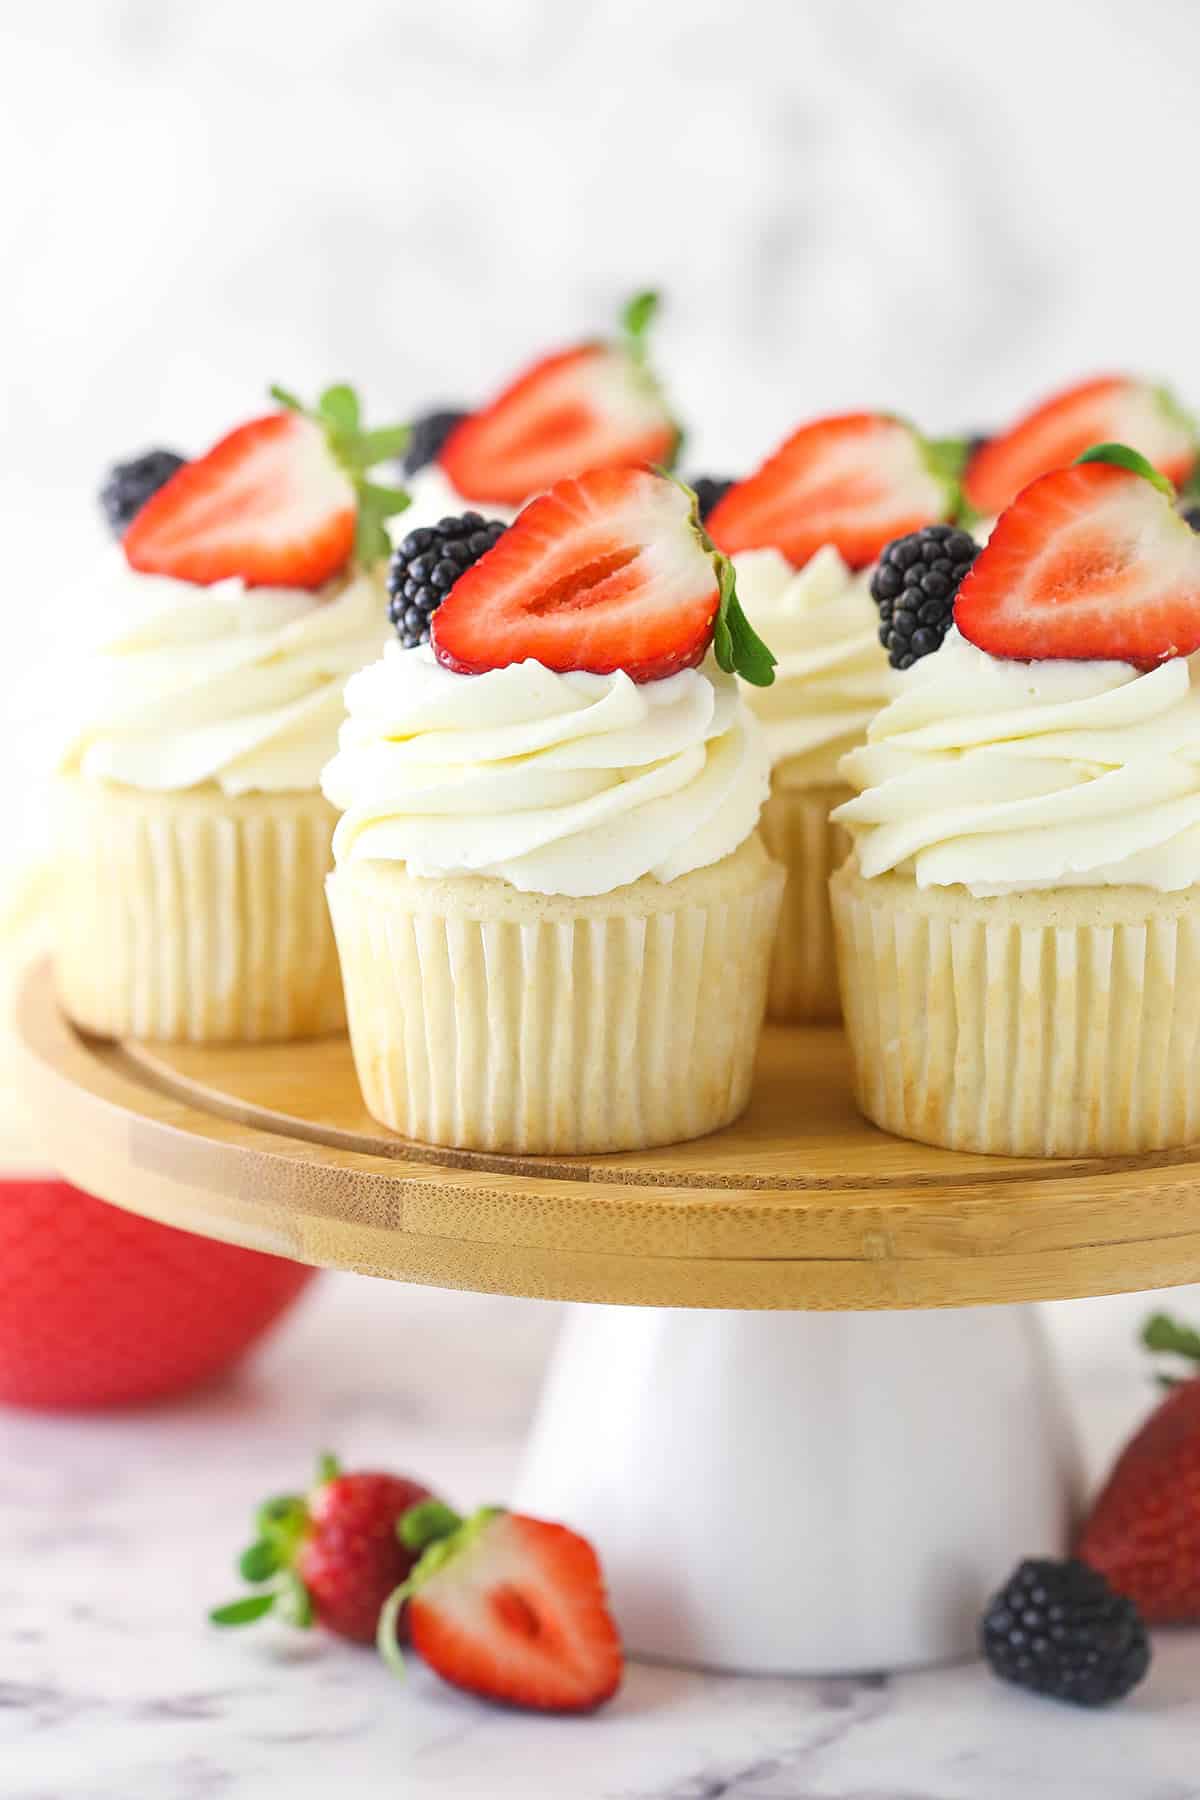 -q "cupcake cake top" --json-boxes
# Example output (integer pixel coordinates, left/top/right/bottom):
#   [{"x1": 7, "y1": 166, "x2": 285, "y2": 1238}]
[
  {"x1": 396, "y1": 290, "x2": 680, "y2": 533},
  {"x1": 835, "y1": 441, "x2": 1200, "y2": 896},
  {"x1": 62, "y1": 385, "x2": 410, "y2": 795},
  {"x1": 322, "y1": 466, "x2": 776, "y2": 897},
  {"x1": 704, "y1": 412, "x2": 964, "y2": 771}
]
